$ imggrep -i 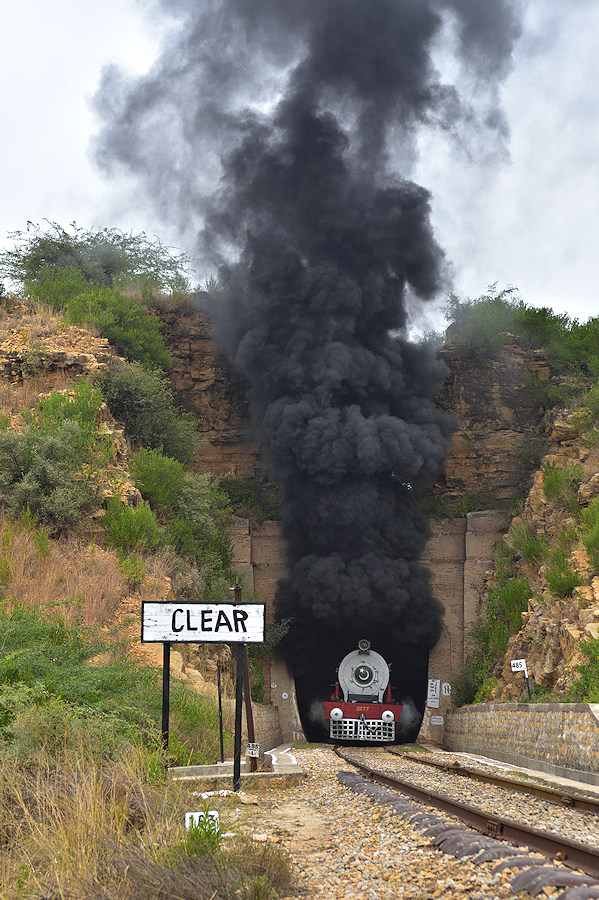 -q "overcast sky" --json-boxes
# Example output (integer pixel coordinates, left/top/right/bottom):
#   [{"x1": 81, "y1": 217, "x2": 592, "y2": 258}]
[{"x1": 2, "y1": 0, "x2": 598, "y2": 331}]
